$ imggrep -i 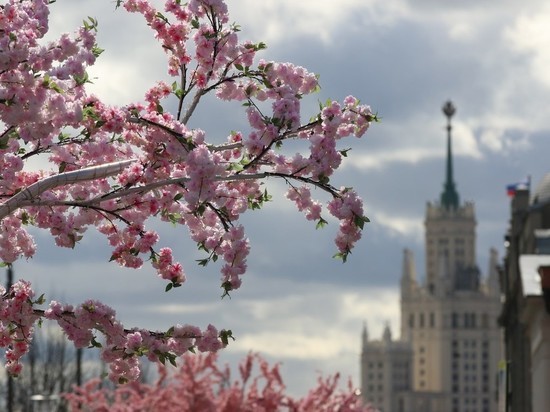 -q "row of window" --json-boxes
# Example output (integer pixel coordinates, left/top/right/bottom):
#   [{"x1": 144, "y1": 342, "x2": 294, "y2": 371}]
[
  {"x1": 408, "y1": 312, "x2": 492, "y2": 329},
  {"x1": 451, "y1": 384, "x2": 490, "y2": 394},
  {"x1": 452, "y1": 396, "x2": 490, "y2": 412},
  {"x1": 453, "y1": 339, "x2": 490, "y2": 349}
]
